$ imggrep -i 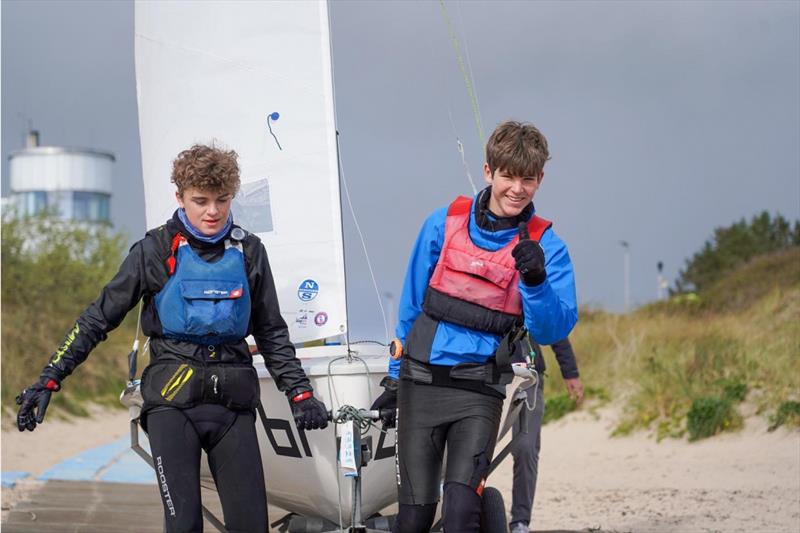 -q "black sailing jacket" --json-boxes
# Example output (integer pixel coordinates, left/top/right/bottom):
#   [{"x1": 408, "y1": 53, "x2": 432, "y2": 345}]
[{"x1": 43, "y1": 212, "x2": 312, "y2": 399}]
